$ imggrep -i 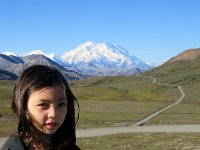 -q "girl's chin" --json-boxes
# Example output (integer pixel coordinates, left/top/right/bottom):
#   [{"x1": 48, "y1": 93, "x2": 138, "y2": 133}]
[
  {"x1": 42, "y1": 129, "x2": 57, "y2": 135},
  {"x1": 36, "y1": 127, "x2": 58, "y2": 135},
  {"x1": 43, "y1": 127, "x2": 59, "y2": 134}
]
